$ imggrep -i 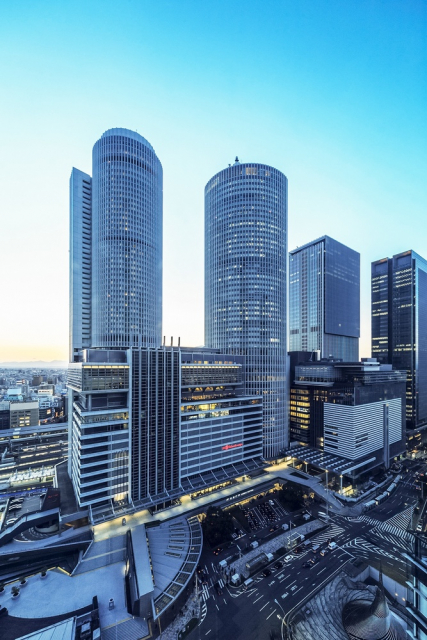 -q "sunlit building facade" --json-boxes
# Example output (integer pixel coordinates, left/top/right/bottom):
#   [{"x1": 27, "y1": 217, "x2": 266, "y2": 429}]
[
  {"x1": 91, "y1": 128, "x2": 163, "y2": 349},
  {"x1": 205, "y1": 160, "x2": 288, "y2": 458}
]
